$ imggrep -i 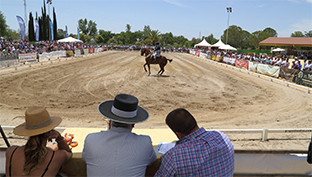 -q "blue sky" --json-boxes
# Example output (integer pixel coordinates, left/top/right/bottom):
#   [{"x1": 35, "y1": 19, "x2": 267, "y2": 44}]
[{"x1": 0, "y1": 0, "x2": 311, "y2": 40}]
